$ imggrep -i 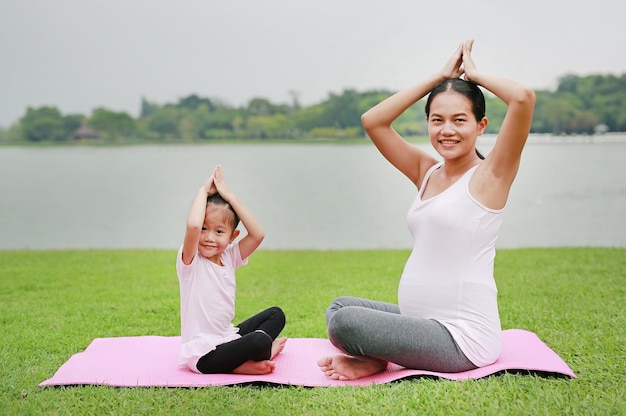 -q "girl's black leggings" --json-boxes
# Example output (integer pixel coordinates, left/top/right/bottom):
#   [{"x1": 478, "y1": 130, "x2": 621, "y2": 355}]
[{"x1": 195, "y1": 306, "x2": 286, "y2": 374}]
